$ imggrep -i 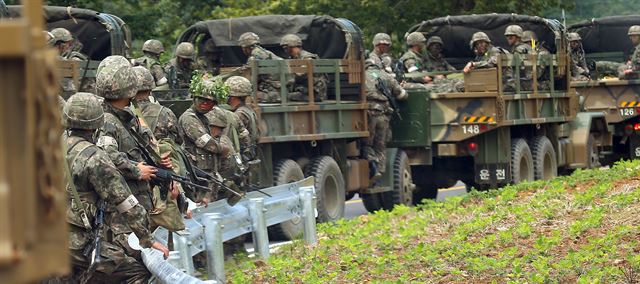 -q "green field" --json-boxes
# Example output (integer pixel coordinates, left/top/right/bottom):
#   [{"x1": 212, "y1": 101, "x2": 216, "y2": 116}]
[{"x1": 228, "y1": 160, "x2": 640, "y2": 283}]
